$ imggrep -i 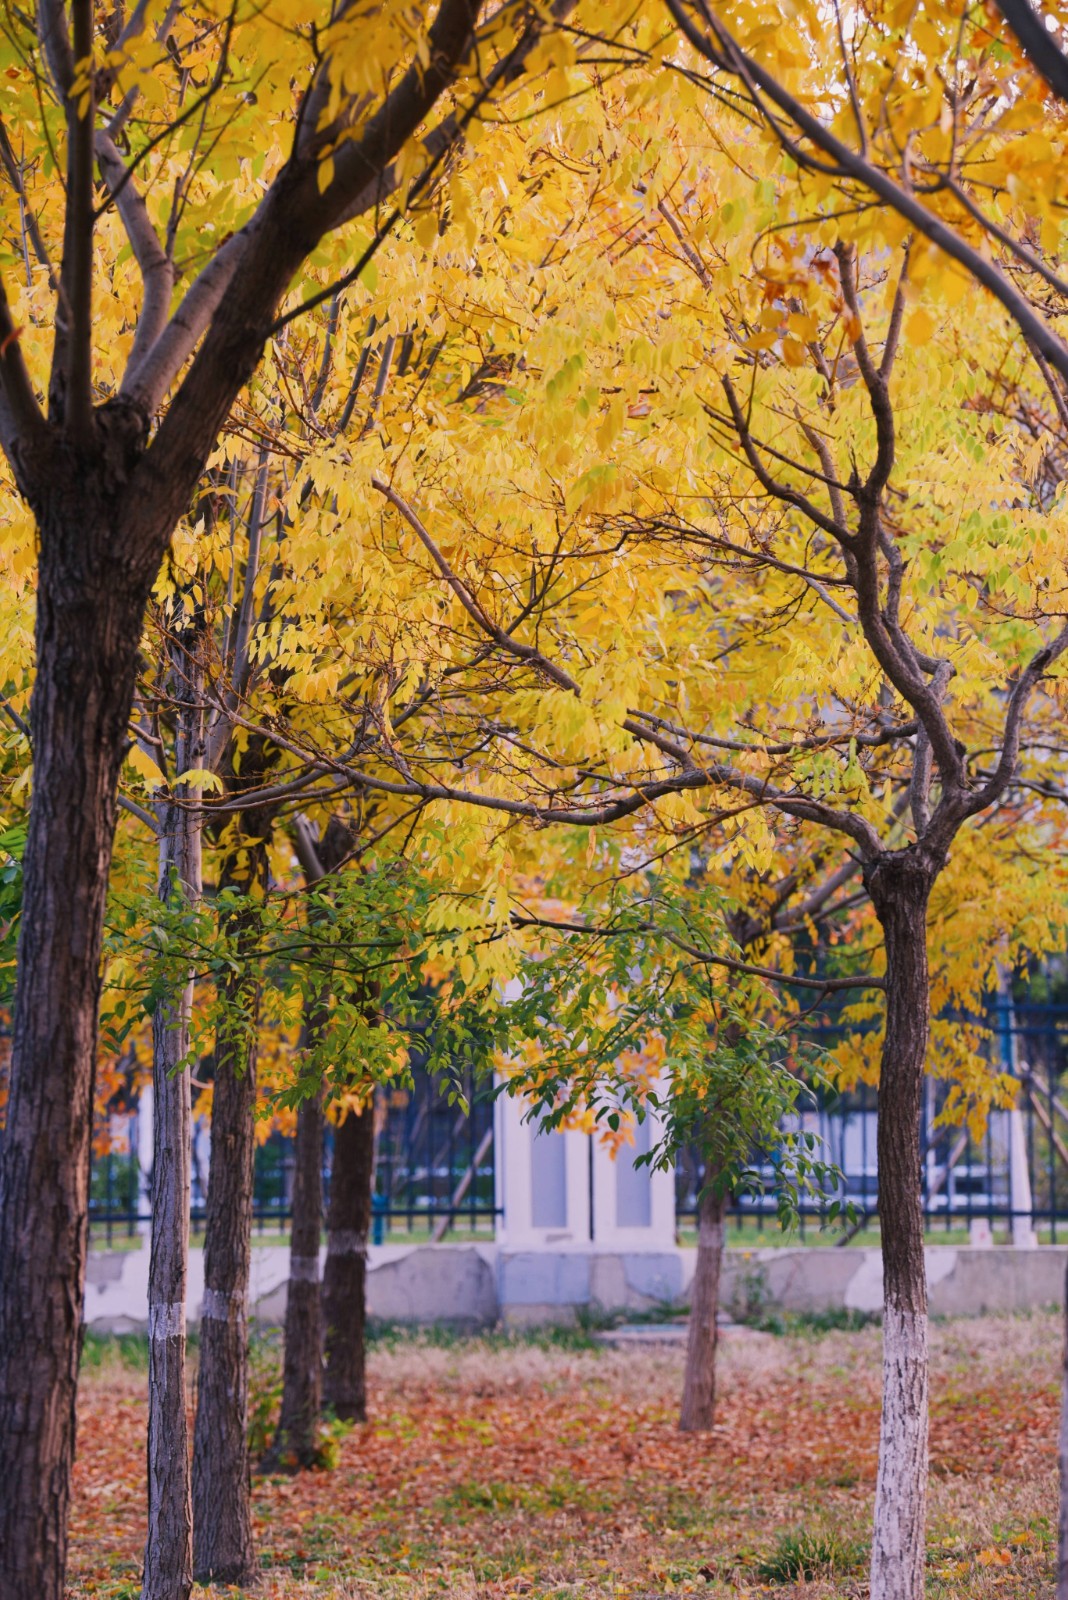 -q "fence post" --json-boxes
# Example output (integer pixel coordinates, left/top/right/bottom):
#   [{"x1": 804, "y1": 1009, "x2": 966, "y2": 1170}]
[
  {"x1": 136, "y1": 1086, "x2": 153, "y2": 1242},
  {"x1": 1009, "y1": 1103, "x2": 1038, "y2": 1248}
]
